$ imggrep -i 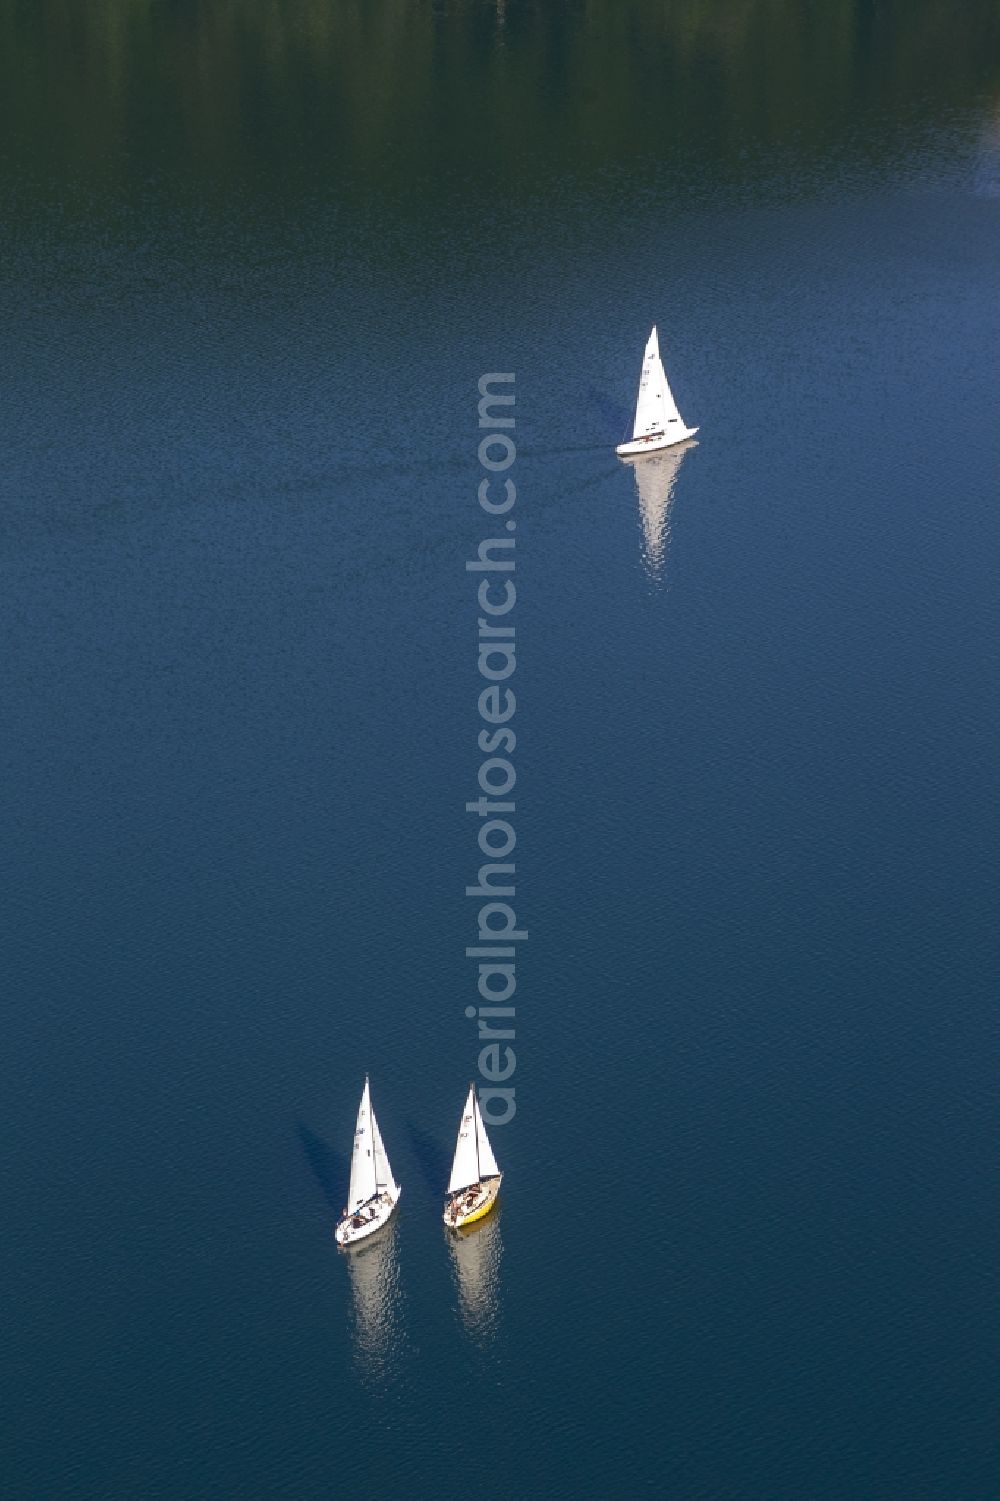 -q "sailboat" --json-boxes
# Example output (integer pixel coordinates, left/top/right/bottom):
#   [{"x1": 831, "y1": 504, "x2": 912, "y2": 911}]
[
  {"x1": 335, "y1": 1076, "x2": 401, "y2": 1247},
  {"x1": 615, "y1": 325, "x2": 698, "y2": 458},
  {"x1": 443, "y1": 1084, "x2": 502, "y2": 1231}
]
